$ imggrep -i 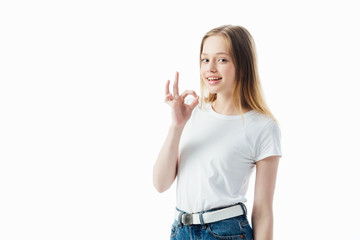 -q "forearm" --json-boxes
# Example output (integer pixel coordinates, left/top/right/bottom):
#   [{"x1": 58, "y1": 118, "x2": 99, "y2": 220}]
[
  {"x1": 153, "y1": 124, "x2": 185, "y2": 193},
  {"x1": 251, "y1": 211, "x2": 273, "y2": 240}
]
